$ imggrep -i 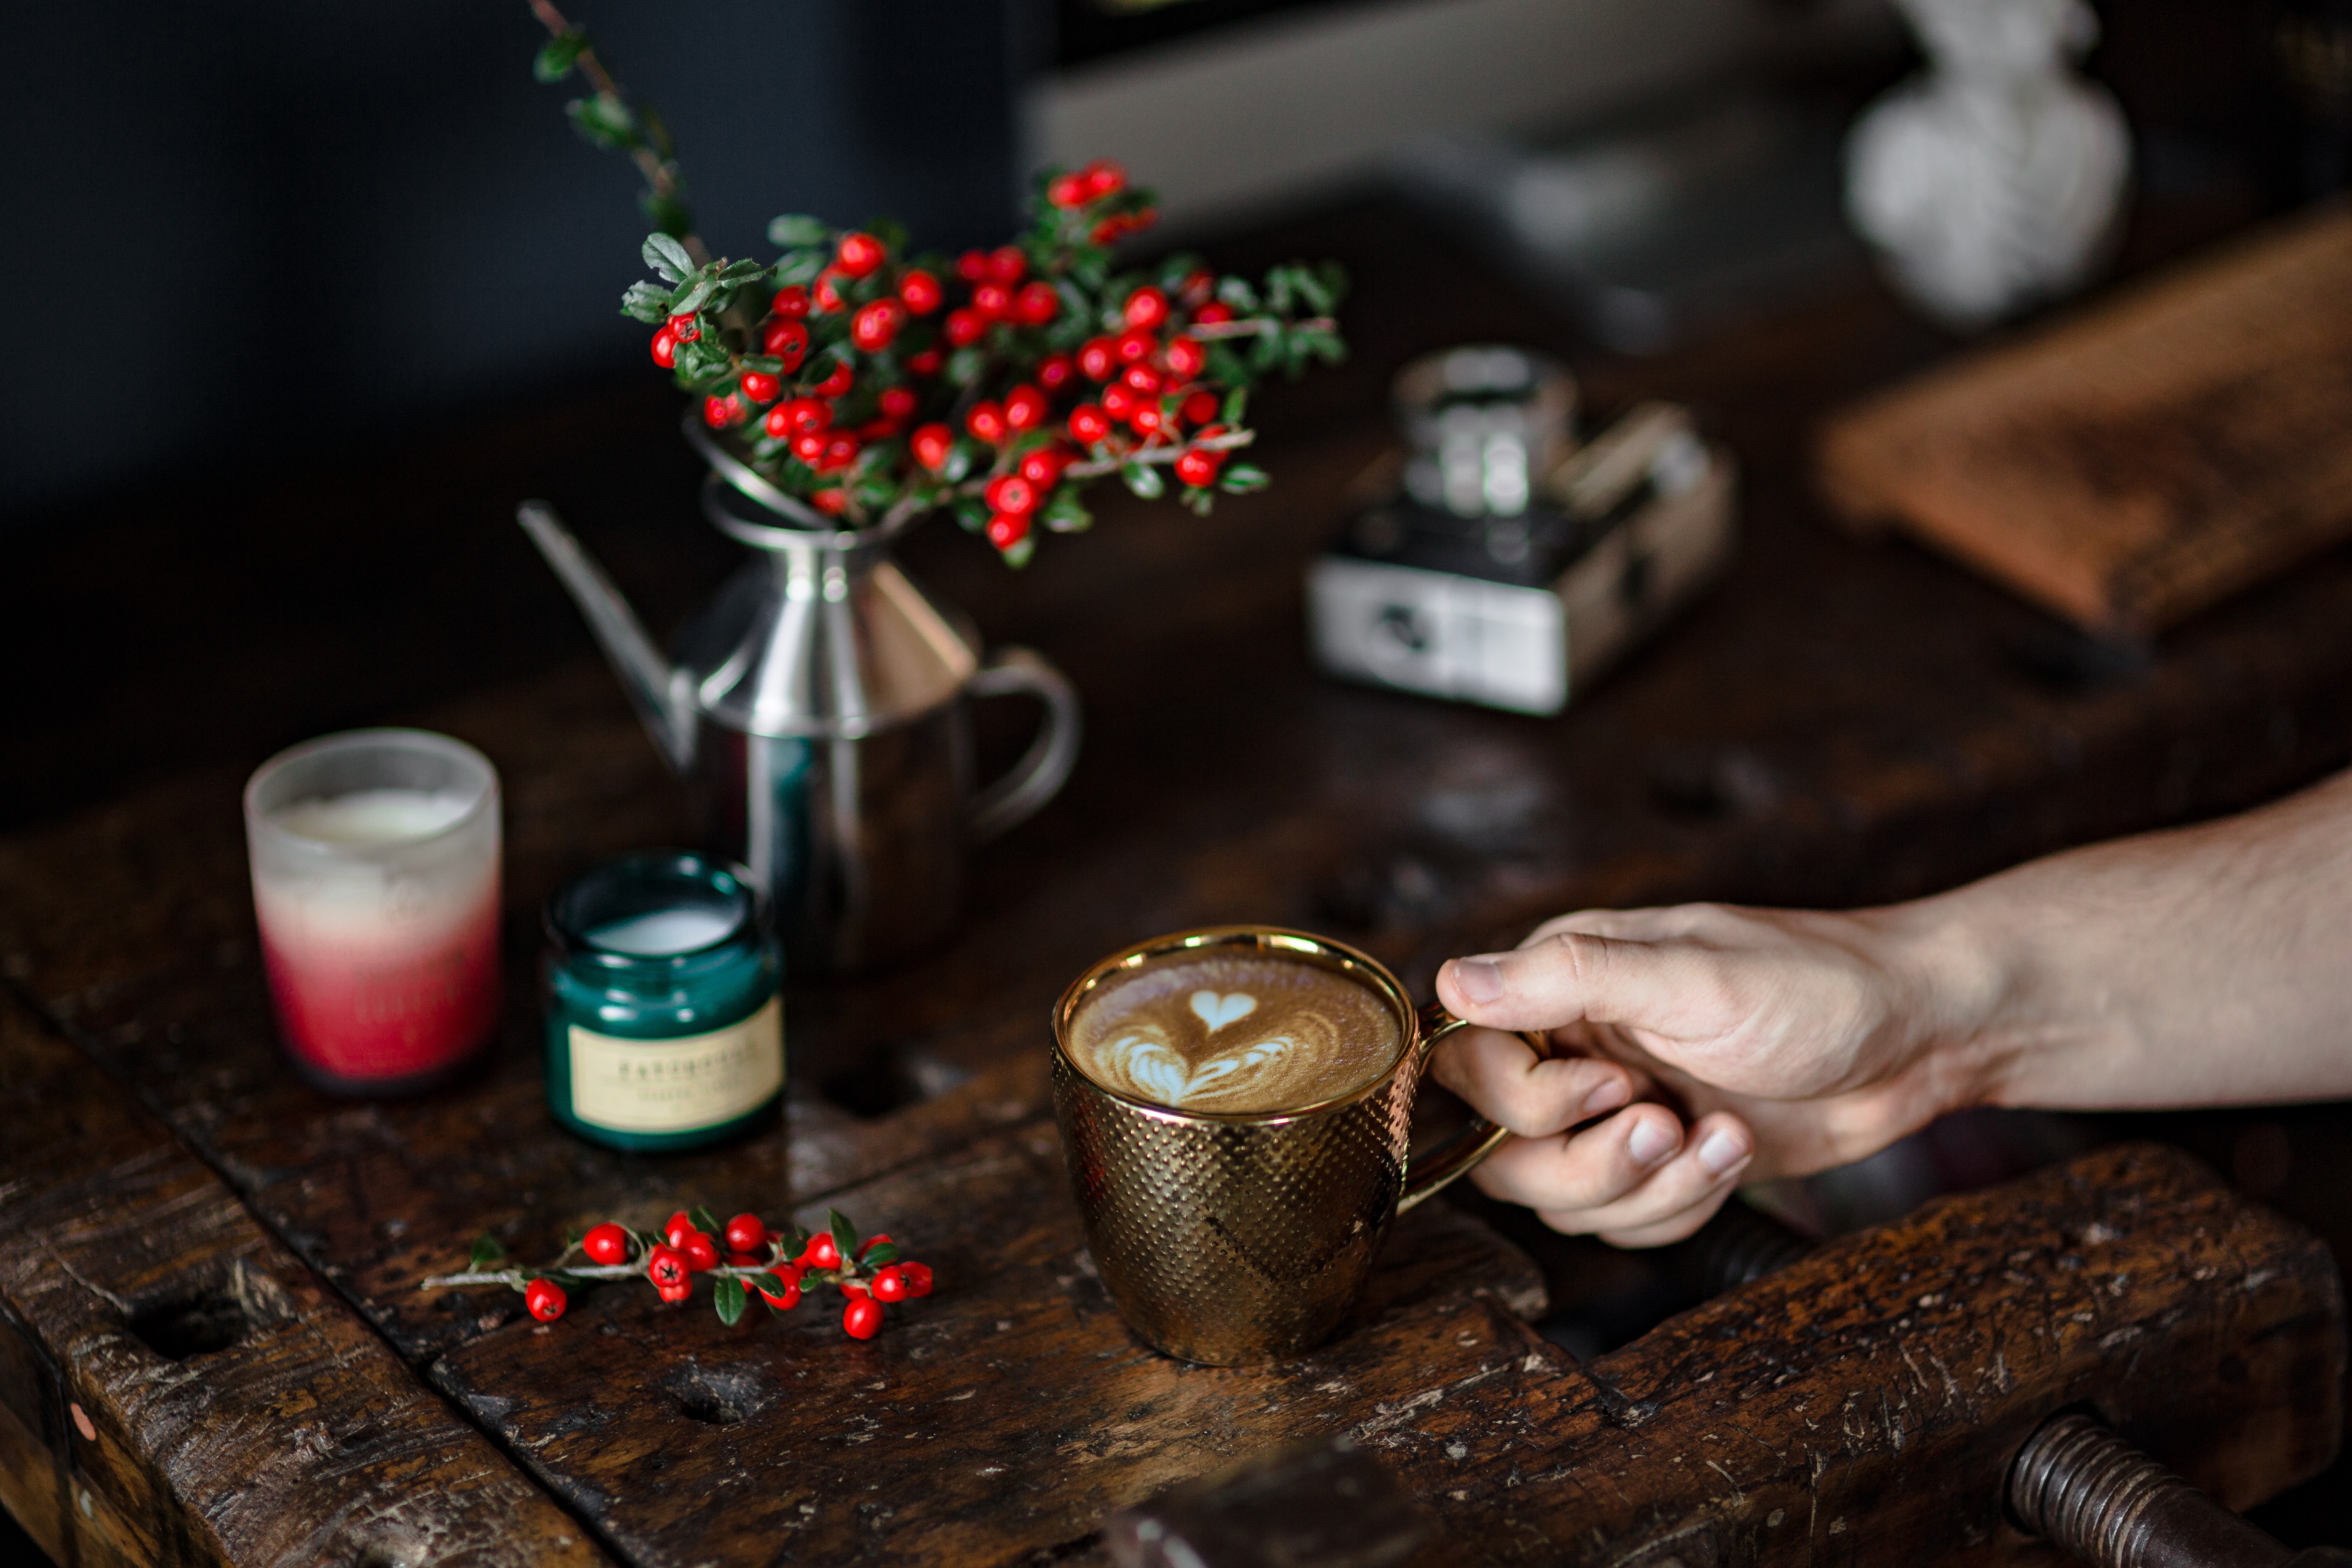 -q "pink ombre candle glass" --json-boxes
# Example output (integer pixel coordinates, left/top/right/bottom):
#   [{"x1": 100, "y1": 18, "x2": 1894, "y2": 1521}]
[{"x1": 243, "y1": 729, "x2": 502, "y2": 1095}]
